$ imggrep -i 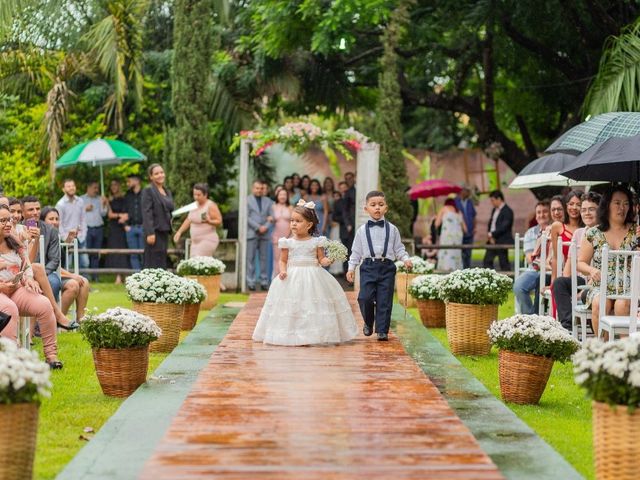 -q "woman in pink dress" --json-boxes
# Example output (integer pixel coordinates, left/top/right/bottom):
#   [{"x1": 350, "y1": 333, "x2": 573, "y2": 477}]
[
  {"x1": 271, "y1": 189, "x2": 292, "y2": 277},
  {"x1": 174, "y1": 183, "x2": 223, "y2": 257}
]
